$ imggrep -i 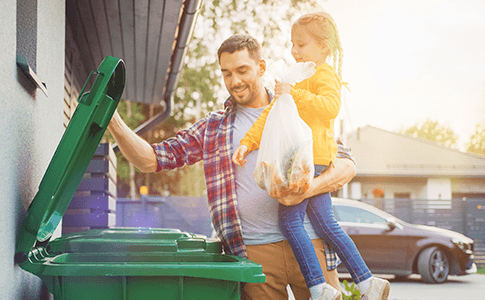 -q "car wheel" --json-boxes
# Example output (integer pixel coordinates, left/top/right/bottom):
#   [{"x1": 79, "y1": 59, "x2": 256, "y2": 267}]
[{"x1": 417, "y1": 246, "x2": 450, "y2": 283}]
